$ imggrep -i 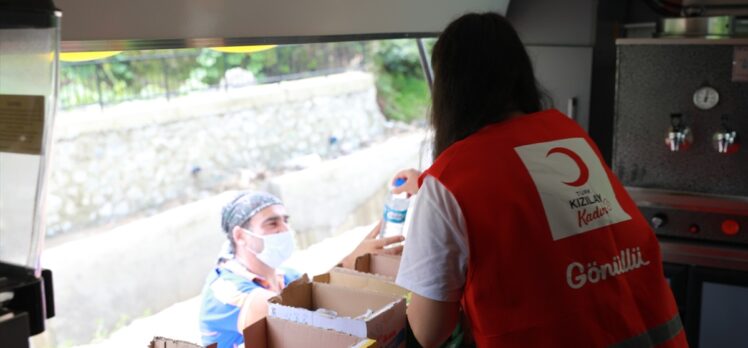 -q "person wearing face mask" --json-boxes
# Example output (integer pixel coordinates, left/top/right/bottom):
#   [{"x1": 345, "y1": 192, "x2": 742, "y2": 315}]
[{"x1": 198, "y1": 191, "x2": 403, "y2": 348}]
